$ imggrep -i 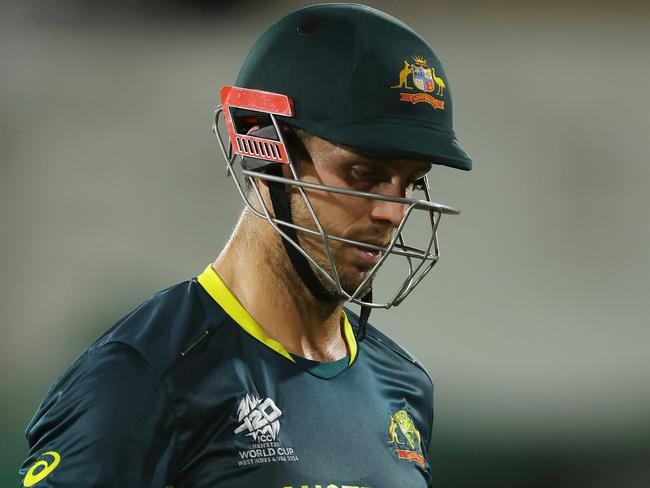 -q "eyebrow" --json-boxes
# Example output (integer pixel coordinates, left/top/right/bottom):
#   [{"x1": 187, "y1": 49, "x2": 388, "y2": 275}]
[{"x1": 337, "y1": 142, "x2": 432, "y2": 176}]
